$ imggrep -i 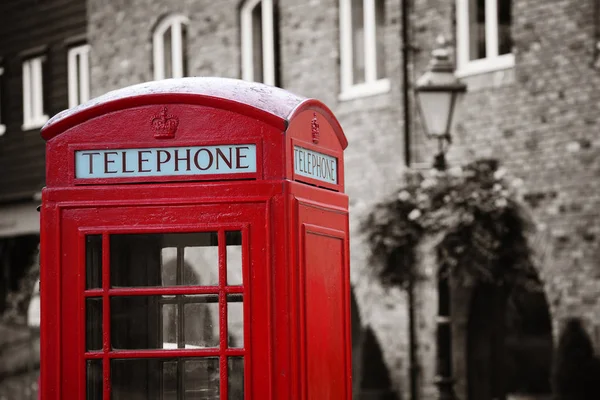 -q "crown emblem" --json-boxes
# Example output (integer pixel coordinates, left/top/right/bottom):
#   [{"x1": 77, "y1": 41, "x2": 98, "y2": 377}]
[
  {"x1": 151, "y1": 107, "x2": 179, "y2": 139},
  {"x1": 311, "y1": 113, "x2": 320, "y2": 144}
]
